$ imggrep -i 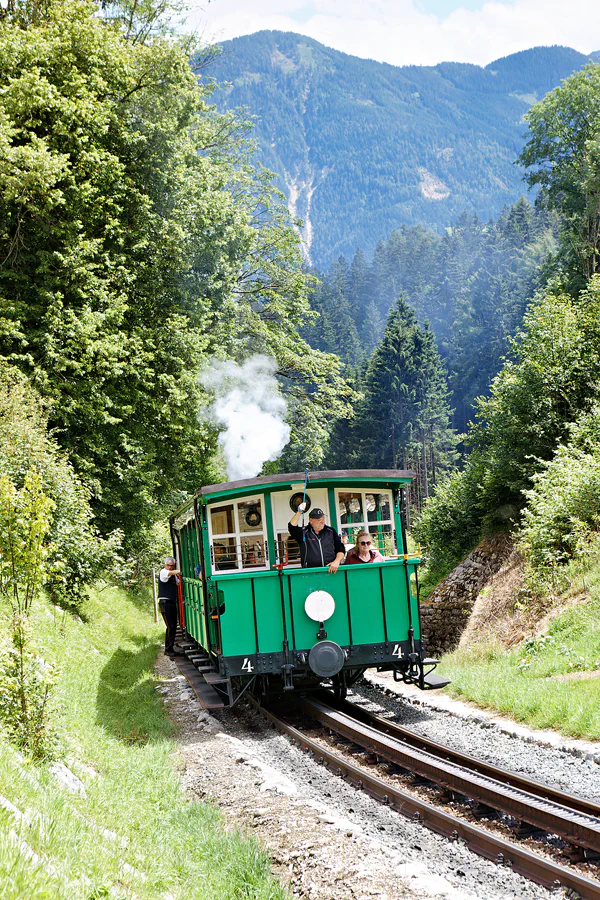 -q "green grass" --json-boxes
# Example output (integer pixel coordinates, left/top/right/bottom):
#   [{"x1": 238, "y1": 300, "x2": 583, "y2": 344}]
[
  {"x1": 438, "y1": 563, "x2": 600, "y2": 741},
  {"x1": 0, "y1": 587, "x2": 289, "y2": 899}
]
